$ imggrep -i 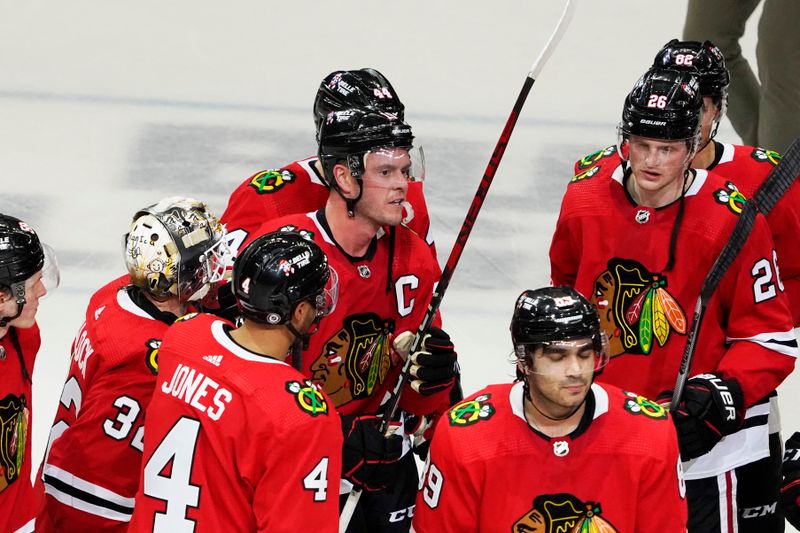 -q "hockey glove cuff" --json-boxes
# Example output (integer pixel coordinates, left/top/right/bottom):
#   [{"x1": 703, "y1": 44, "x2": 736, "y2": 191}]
[
  {"x1": 670, "y1": 373, "x2": 745, "y2": 460},
  {"x1": 781, "y1": 431, "x2": 800, "y2": 529}
]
